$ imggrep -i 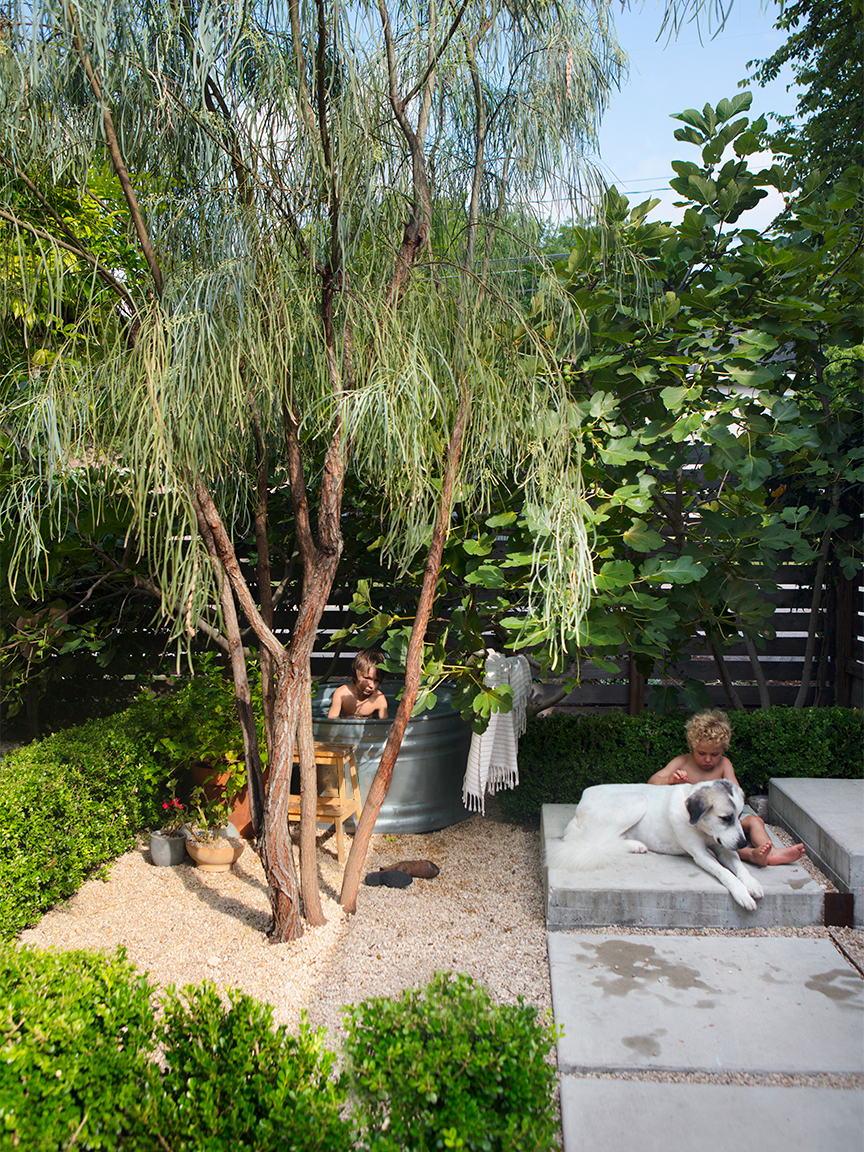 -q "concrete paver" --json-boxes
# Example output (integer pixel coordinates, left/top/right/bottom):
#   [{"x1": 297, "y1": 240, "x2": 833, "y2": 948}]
[
  {"x1": 558, "y1": 1079, "x2": 864, "y2": 1152},
  {"x1": 542, "y1": 804, "x2": 825, "y2": 929},
  {"x1": 548, "y1": 933, "x2": 863, "y2": 1076},
  {"x1": 769, "y1": 778, "x2": 864, "y2": 926}
]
